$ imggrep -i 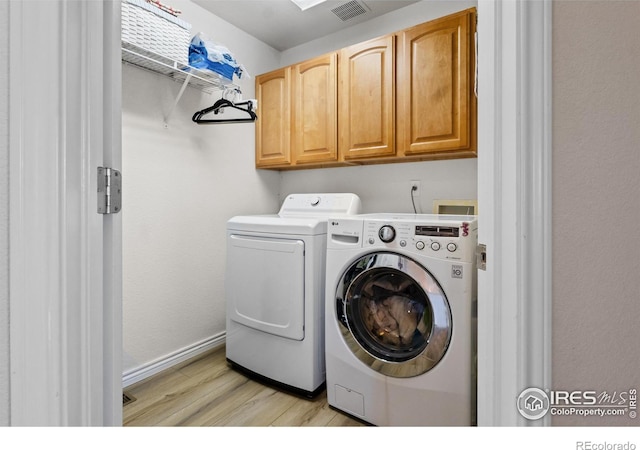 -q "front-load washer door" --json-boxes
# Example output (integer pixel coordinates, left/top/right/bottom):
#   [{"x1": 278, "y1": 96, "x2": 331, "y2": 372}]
[
  {"x1": 336, "y1": 252, "x2": 452, "y2": 377},
  {"x1": 227, "y1": 234, "x2": 305, "y2": 341}
]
